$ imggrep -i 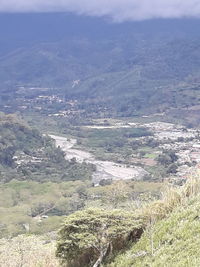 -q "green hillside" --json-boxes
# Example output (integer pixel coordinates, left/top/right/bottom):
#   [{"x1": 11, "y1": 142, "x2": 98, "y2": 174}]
[
  {"x1": 55, "y1": 176, "x2": 200, "y2": 267},
  {"x1": 104, "y1": 176, "x2": 200, "y2": 267},
  {"x1": 0, "y1": 113, "x2": 94, "y2": 183},
  {"x1": 1, "y1": 15, "x2": 200, "y2": 266},
  {"x1": 108, "y1": 195, "x2": 200, "y2": 267},
  {"x1": 0, "y1": 114, "x2": 96, "y2": 237}
]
